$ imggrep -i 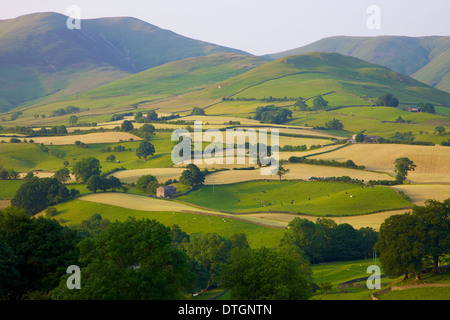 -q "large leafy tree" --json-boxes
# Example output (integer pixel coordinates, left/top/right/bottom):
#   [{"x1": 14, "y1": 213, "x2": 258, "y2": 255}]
[
  {"x1": 51, "y1": 218, "x2": 196, "y2": 300},
  {"x1": 376, "y1": 212, "x2": 425, "y2": 279},
  {"x1": 179, "y1": 163, "x2": 205, "y2": 187},
  {"x1": 136, "y1": 175, "x2": 158, "y2": 192},
  {"x1": 376, "y1": 93, "x2": 399, "y2": 107},
  {"x1": 0, "y1": 206, "x2": 80, "y2": 297},
  {"x1": 418, "y1": 102, "x2": 435, "y2": 114},
  {"x1": 253, "y1": 105, "x2": 292, "y2": 124},
  {"x1": 53, "y1": 167, "x2": 71, "y2": 184},
  {"x1": 136, "y1": 140, "x2": 155, "y2": 161},
  {"x1": 220, "y1": 246, "x2": 312, "y2": 300},
  {"x1": 281, "y1": 218, "x2": 325, "y2": 264},
  {"x1": 71, "y1": 157, "x2": 101, "y2": 183},
  {"x1": 121, "y1": 120, "x2": 134, "y2": 132},
  {"x1": 329, "y1": 223, "x2": 365, "y2": 261},
  {"x1": 185, "y1": 233, "x2": 232, "y2": 290},
  {"x1": 413, "y1": 199, "x2": 450, "y2": 273},
  {"x1": 394, "y1": 157, "x2": 416, "y2": 183},
  {"x1": 0, "y1": 235, "x2": 20, "y2": 298},
  {"x1": 11, "y1": 177, "x2": 70, "y2": 215},
  {"x1": 191, "y1": 107, "x2": 205, "y2": 115},
  {"x1": 276, "y1": 161, "x2": 290, "y2": 182},
  {"x1": 86, "y1": 175, "x2": 103, "y2": 193},
  {"x1": 312, "y1": 95, "x2": 328, "y2": 109},
  {"x1": 325, "y1": 118, "x2": 344, "y2": 130}
]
